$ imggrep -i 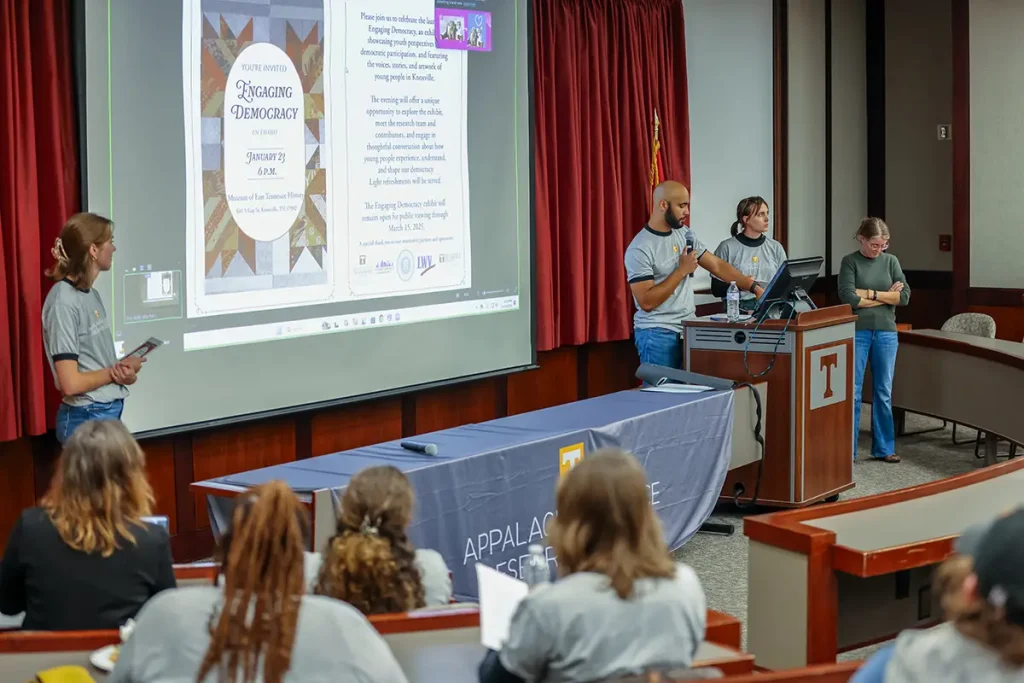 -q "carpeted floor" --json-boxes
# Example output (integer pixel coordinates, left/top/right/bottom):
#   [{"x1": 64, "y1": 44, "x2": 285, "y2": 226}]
[{"x1": 672, "y1": 409, "x2": 1002, "y2": 659}]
